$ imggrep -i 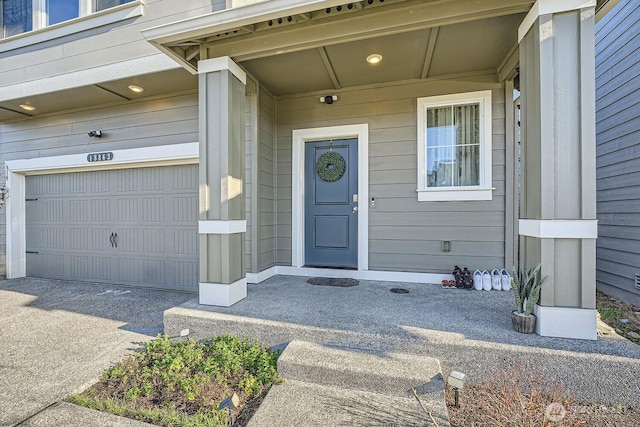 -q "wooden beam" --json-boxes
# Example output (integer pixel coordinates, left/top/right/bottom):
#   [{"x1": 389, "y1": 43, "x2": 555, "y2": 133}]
[
  {"x1": 420, "y1": 26, "x2": 439, "y2": 79},
  {"x1": 318, "y1": 47, "x2": 341, "y2": 89},
  {"x1": 498, "y1": 43, "x2": 519, "y2": 82}
]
